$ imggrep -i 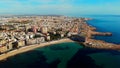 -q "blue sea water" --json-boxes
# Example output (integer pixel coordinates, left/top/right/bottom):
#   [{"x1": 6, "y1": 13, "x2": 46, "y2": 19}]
[
  {"x1": 86, "y1": 15, "x2": 120, "y2": 44},
  {"x1": 0, "y1": 15, "x2": 120, "y2": 68}
]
